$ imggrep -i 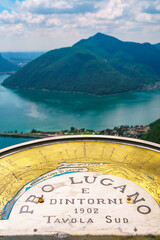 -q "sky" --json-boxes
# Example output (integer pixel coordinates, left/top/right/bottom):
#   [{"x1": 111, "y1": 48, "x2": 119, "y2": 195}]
[{"x1": 0, "y1": 0, "x2": 160, "y2": 52}]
